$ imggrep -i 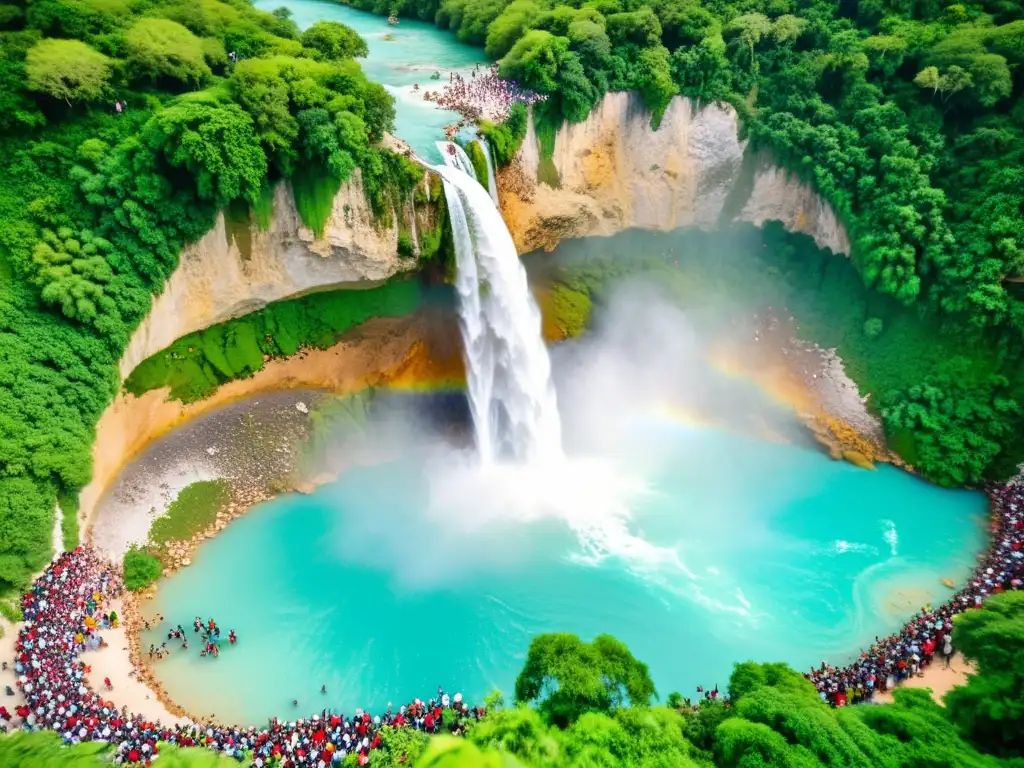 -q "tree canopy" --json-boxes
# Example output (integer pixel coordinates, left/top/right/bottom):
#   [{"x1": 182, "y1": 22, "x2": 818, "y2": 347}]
[
  {"x1": 0, "y1": 0, "x2": 419, "y2": 595},
  {"x1": 25, "y1": 38, "x2": 110, "y2": 105},
  {"x1": 514, "y1": 632, "x2": 656, "y2": 726}
]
